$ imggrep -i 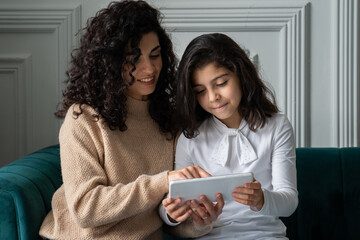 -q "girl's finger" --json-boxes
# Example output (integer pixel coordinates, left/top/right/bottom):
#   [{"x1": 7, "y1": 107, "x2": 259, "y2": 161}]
[
  {"x1": 214, "y1": 193, "x2": 224, "y2": 216},
  {"x1": 191, "y1": 210, "x2": 206, "y2": 226},
  {"x1": 232, "y1": 192, "x2": 255, "y2": 201},
  {"x1": 164, "y1": 198, "x2": 183, "y2": 212},
  {"x1": 175, "y1": 209, "x2": 193, "y2": 222},
  {"x1": 199, "y1": 195, "x2": 216, "y2": 220},
  {"x1": 170, "y1": 201, "x2": 191, "y2": 219},
  {"x1": 190, "y1": 199, "x2": 209, "y2": 221},
  {"x1": 162, "y1": 197, "x2": 172, "y2": 207},
  {"x1": 244, "y1": 181, "x2": 261, "y2": 189},
  {"x1": 234, "y1": 186, "x2": 255, "y2": 195}
]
